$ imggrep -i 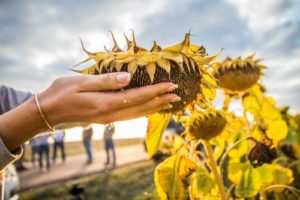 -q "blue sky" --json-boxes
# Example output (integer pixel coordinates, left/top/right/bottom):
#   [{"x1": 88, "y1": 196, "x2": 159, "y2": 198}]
[{"x1": 1, "y1": 0, "x2": 300, "y2": 113}]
